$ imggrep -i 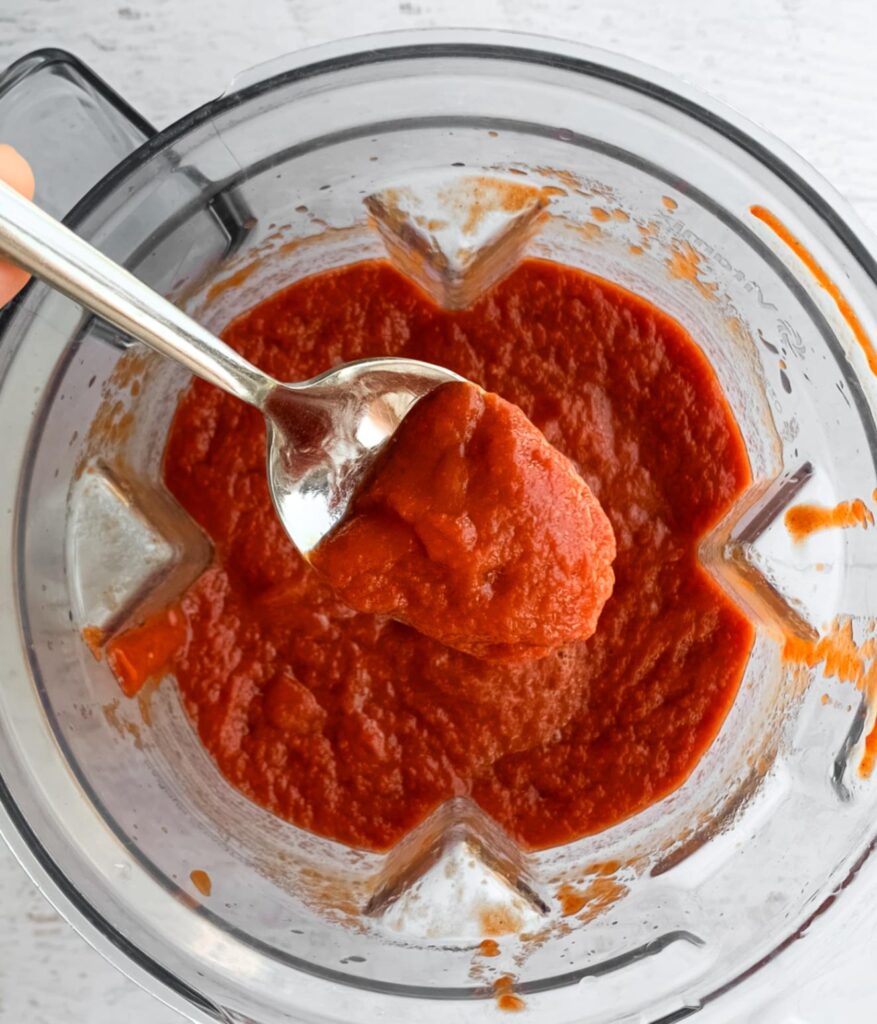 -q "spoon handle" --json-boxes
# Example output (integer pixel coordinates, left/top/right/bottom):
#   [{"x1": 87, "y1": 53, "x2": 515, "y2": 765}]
[{"x1": 0, "y1": 180, "x2": 274, "y2": 406}]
